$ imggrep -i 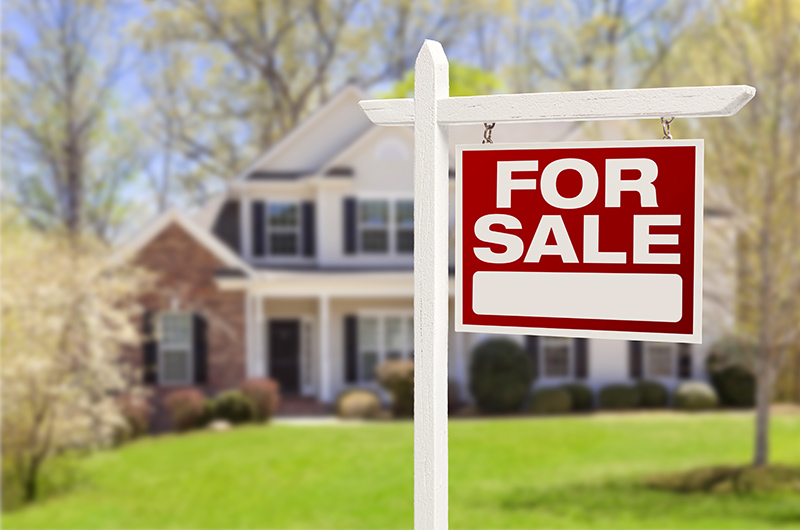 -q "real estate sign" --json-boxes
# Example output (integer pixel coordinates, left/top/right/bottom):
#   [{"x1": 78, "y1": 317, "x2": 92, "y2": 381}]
[{"x1": 455, "y1": 140, "x2": 704, "y2": 343}]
